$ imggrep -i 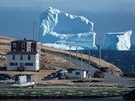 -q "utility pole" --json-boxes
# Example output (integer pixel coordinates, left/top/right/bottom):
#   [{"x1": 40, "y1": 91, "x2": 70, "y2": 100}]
[
  {"x1": 133, "y1": 48, "x2": 135, "y2": 72},
  {"x1": 89, "y1": 50, "x2": 91, "y2": 78},
  {"x1": 99, "y1": 39, "x2": 102, "y2": 68},
  {"x1": 69, "y1": 46, "x2": 71, "y2": 67},
  {"x1": 80, "y1": 50, "x2": 83, "y2": 80},
  {"x1": 76, "y1": 46, "x2": 78, "y2": 69},
  {"x1": 33, "y1": 22, "x2": 35, "y2": 40}
]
